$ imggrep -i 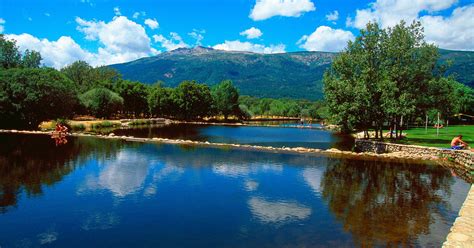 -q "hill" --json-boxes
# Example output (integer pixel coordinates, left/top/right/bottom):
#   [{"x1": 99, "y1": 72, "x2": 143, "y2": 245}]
[{"x1": 110, "y1": 47, "x2": 473, "y2": 100}]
